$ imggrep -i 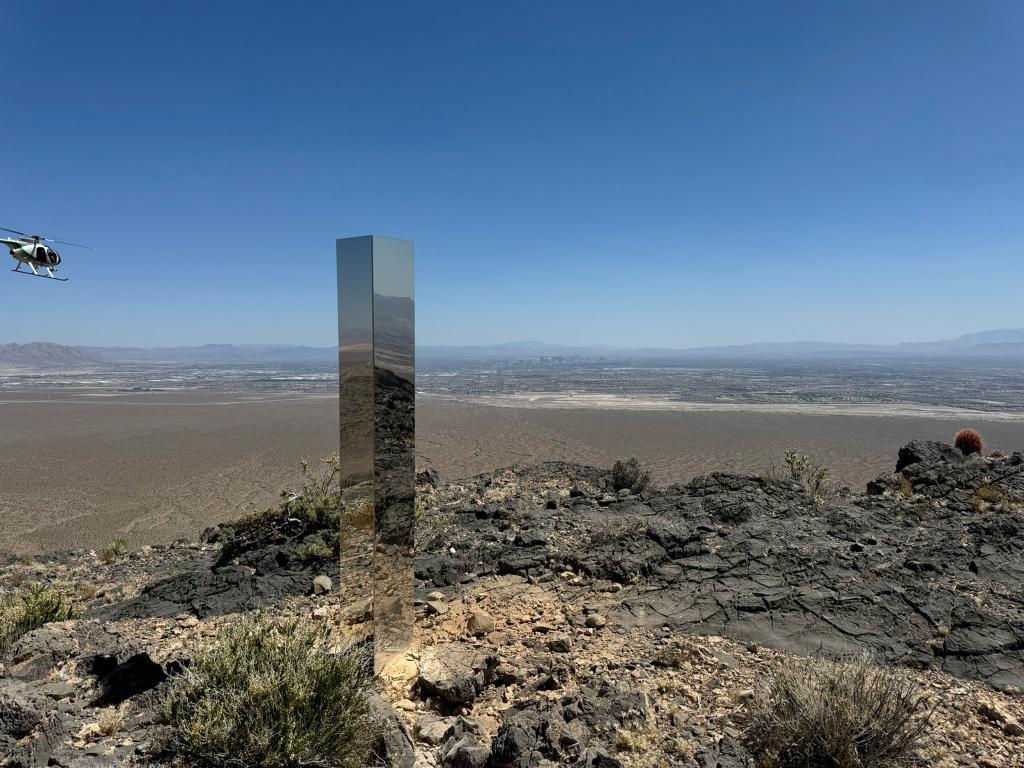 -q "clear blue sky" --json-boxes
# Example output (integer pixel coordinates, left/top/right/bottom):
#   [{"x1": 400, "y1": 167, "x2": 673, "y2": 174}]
[{"x1": 2, "y1": 2, "x2": 1021, "y2": 347}]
